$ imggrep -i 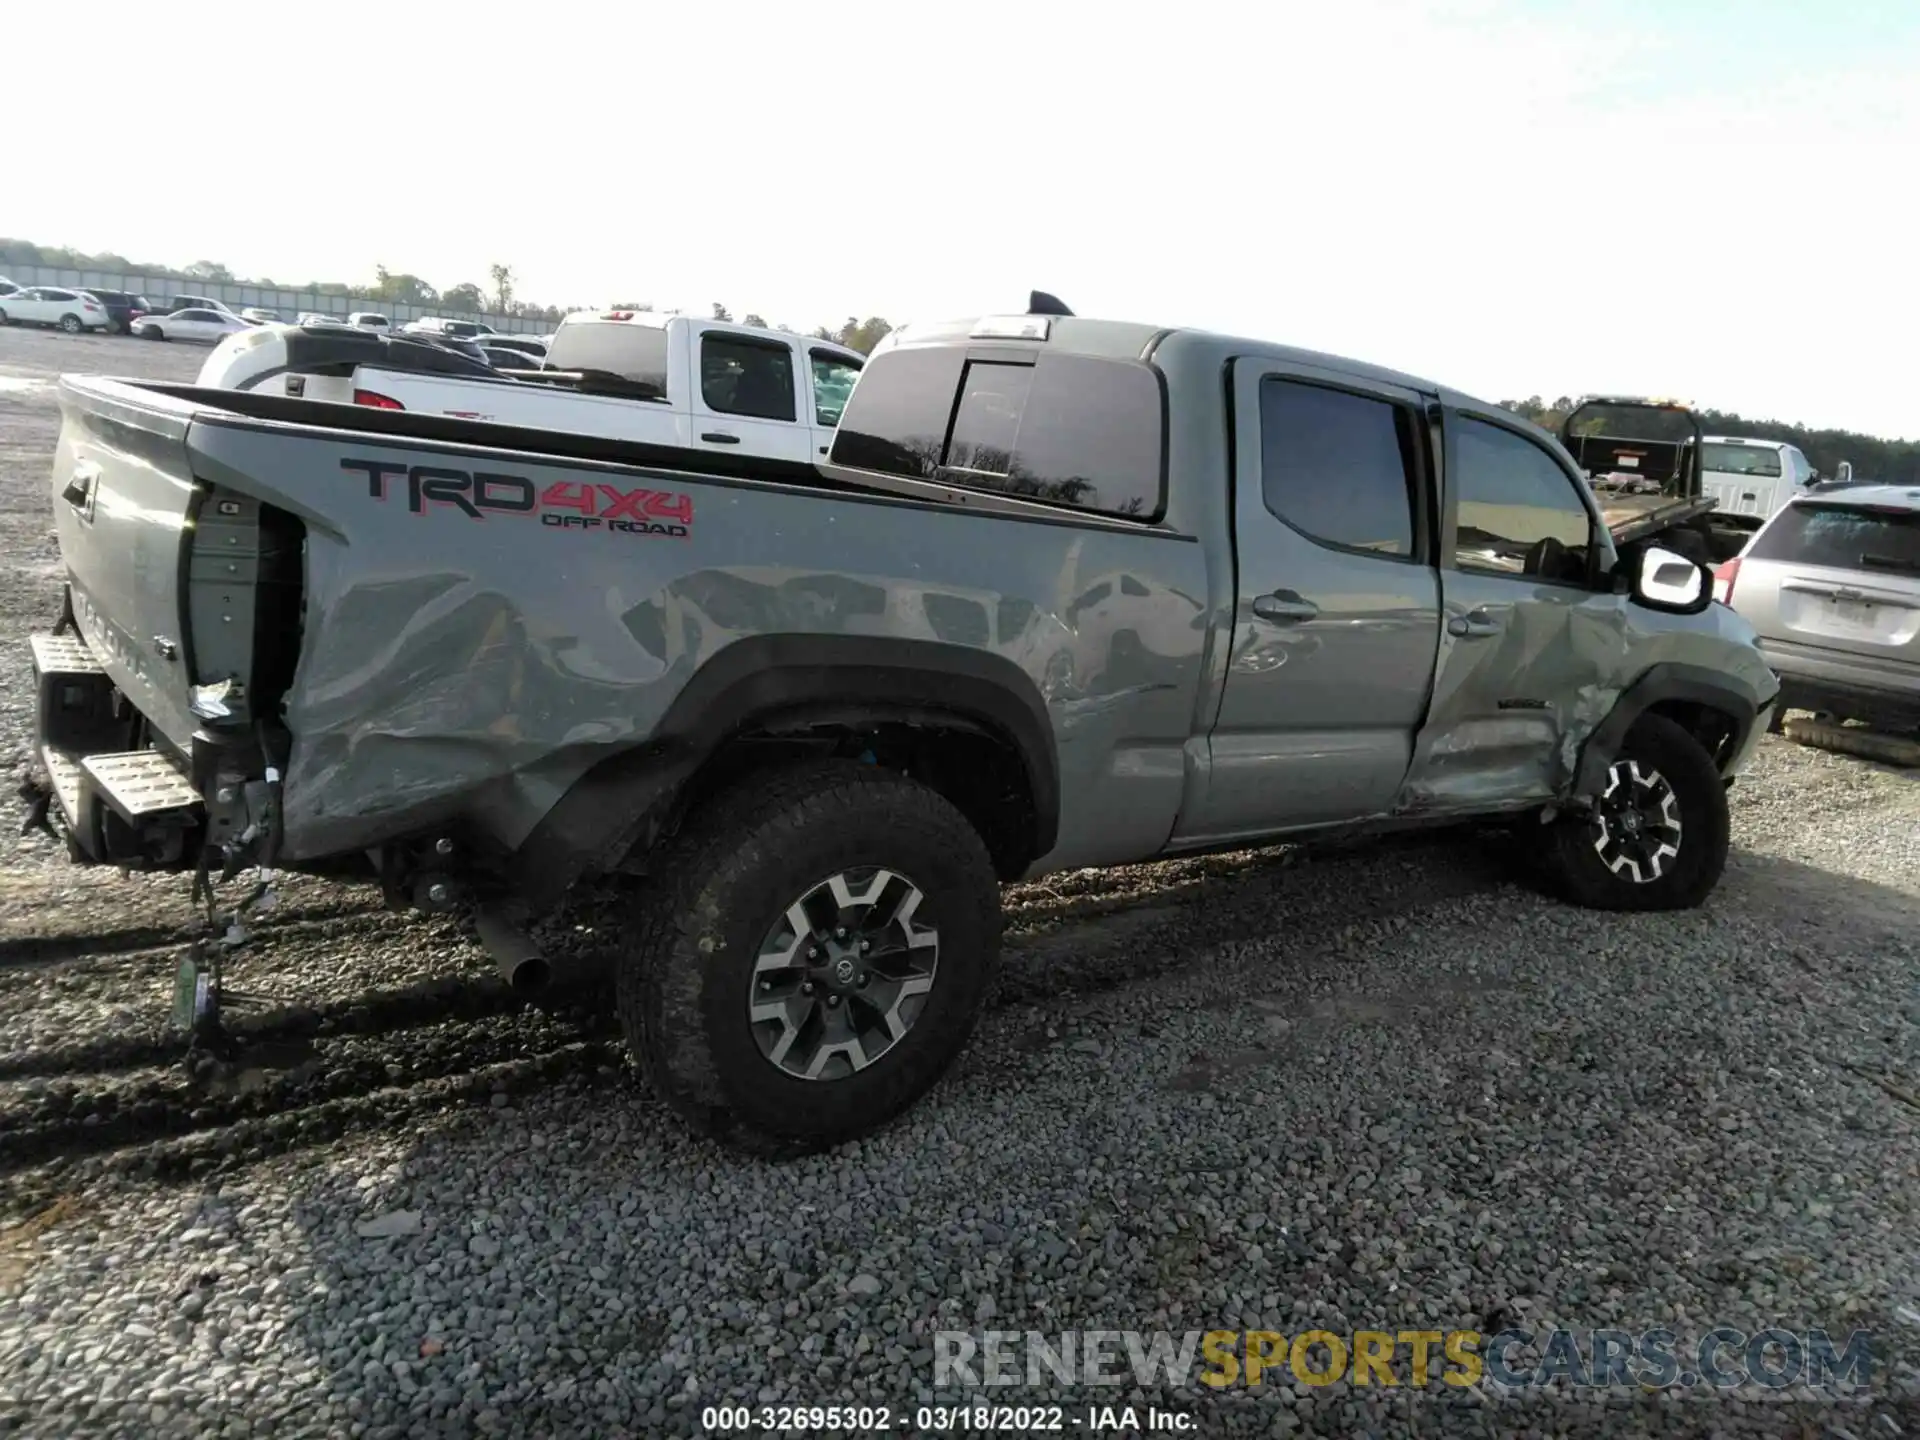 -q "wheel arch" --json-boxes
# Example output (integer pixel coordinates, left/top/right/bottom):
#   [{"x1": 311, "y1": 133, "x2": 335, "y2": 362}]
[
  {"x1": 1573, "y1": 662, "x2": 1762, "y2": 797},
  {"x1": 512, "y1": 635, "x2": 1059, "y2": 909}
]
